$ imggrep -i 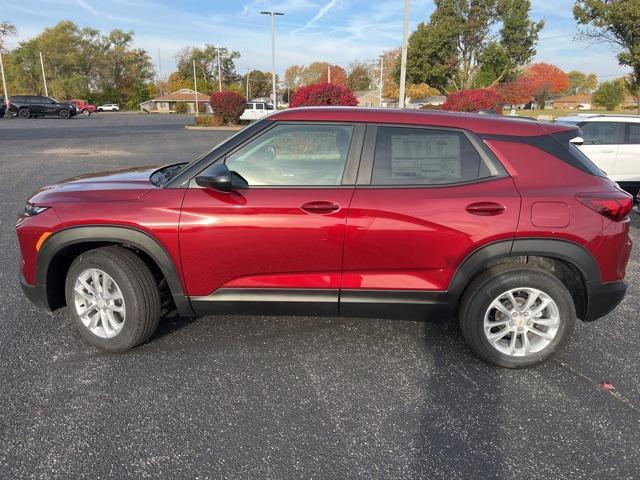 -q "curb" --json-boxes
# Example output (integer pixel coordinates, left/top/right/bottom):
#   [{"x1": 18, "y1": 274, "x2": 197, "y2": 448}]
[{"x1": 185, "y1": 125, "x2": 243, "y2": 131}]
